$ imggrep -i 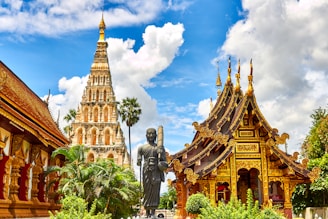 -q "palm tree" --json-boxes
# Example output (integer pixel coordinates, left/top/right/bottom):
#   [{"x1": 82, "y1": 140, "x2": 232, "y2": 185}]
[
  {"x1": 118, "y1": 97, "x2": 142, "y2": 166},
  {"x1": 46, "y1": 145, "x2": 140, "y2": 218},
  {"x1": 63, "y1": 108, "x2": 77, "y2": 137}
]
